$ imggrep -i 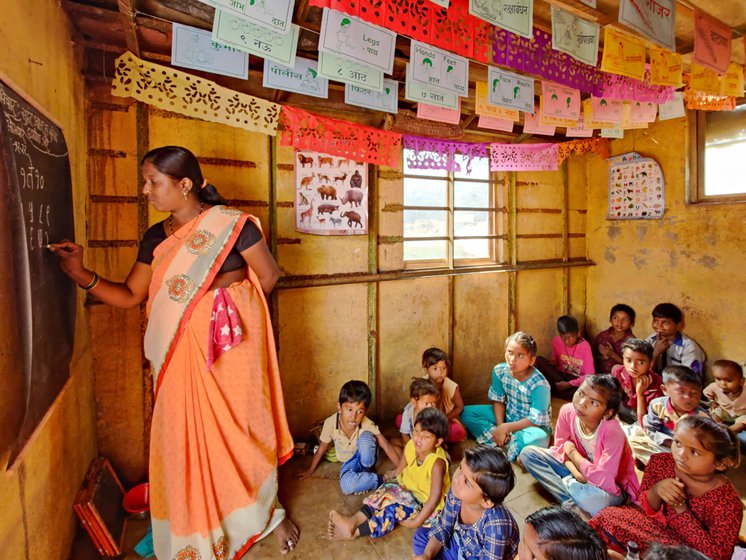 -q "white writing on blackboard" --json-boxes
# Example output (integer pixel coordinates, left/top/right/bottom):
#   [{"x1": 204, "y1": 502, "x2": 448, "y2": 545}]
[
  {"x1": 20, "y1": 166, "x2": 44, "y2": 190},
  {"x1": 27, "y1": 202, "x2": 51, "y2": 251}
]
